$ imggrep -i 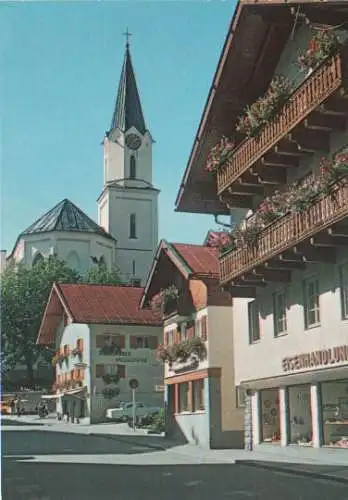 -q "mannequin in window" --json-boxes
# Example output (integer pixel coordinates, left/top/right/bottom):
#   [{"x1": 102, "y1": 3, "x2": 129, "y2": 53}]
[{"x1": 130, "y1": 156, "x2": 136, "y2": 179}]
